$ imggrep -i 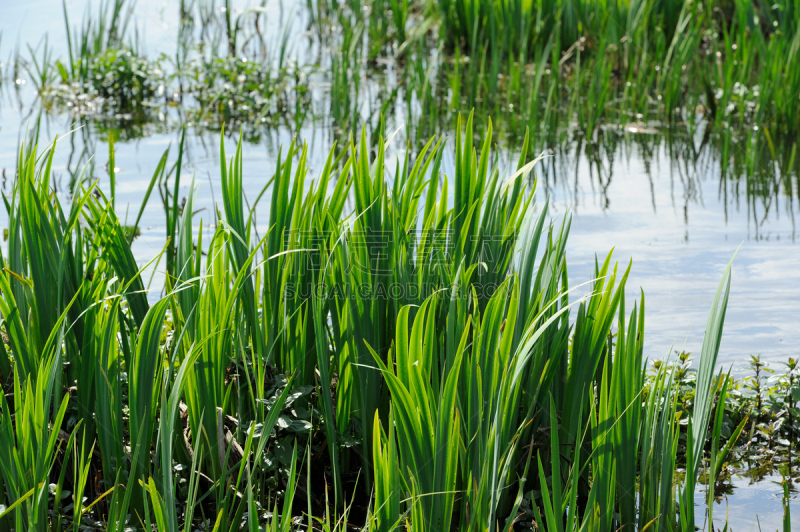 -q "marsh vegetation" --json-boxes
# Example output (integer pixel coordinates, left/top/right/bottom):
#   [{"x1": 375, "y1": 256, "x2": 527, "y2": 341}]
[{"x1": 0, "y1": 0, "x2": 798, "y2": 530}]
